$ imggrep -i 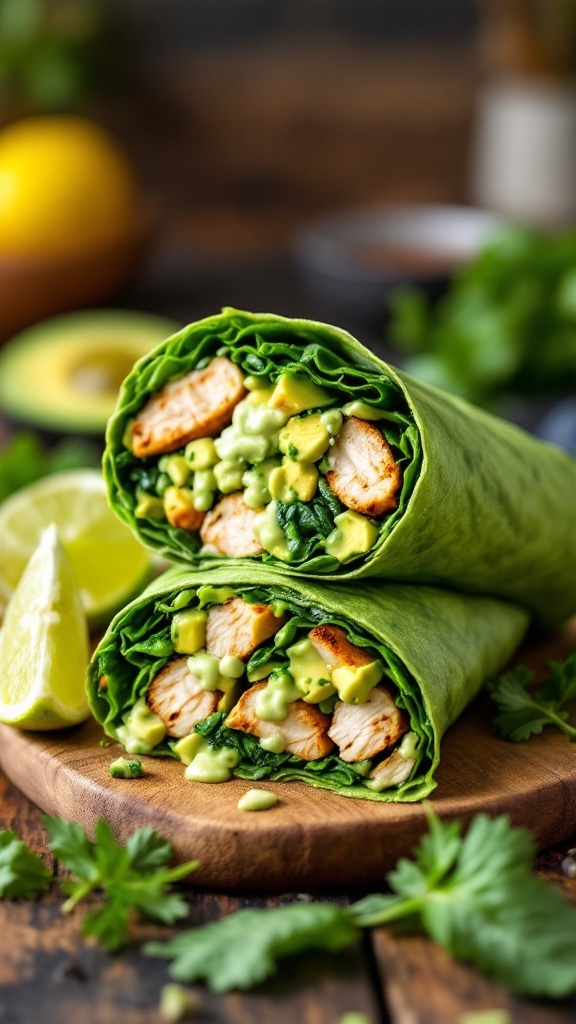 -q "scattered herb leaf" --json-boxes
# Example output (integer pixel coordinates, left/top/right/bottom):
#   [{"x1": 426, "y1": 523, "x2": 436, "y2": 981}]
[
  {"x1": 389, "y1": 226, "x2": 576, "y2": 407},
  {"x1": 488, "y1": 653, "x2": 576, "y2": 742},
  {"x1": 351, "y1": 809, "x2": 576, "y2": 998},
  {"x1": 44, "y1": 816, "x2": 199, "y2": 951},
  {"x1": 0, "y1": 829, "x2": 52, "y2": 899},
  {"x1": 144, "y1": 902, "x2": 358, "y2": 992}
]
